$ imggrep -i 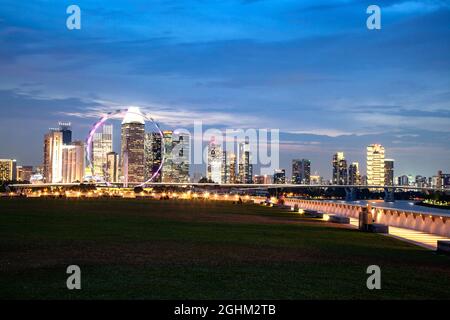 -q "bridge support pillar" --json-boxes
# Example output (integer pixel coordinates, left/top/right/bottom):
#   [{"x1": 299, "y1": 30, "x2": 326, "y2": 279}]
[
  {"x1": 384, "y1": 187, "x2": 395, "y2": 202},
  {"x1": 345, "y1": 187, "x2": 357, "y2": 202}
]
